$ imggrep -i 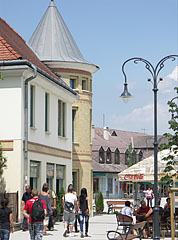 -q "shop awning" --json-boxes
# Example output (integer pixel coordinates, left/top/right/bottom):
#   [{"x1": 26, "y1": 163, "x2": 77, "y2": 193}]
[{"x1": 117, "y1": 149, "x2": 178, "y2": 182}]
